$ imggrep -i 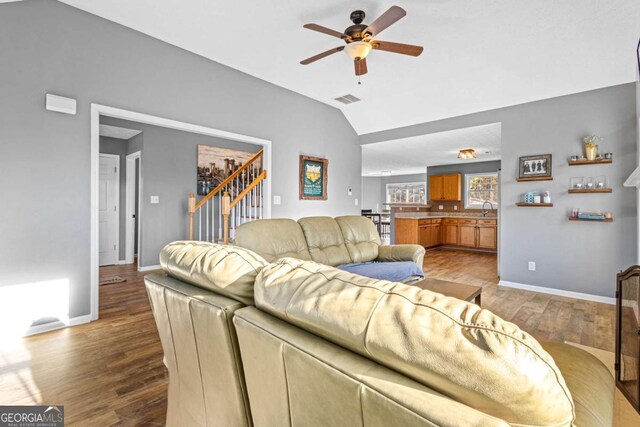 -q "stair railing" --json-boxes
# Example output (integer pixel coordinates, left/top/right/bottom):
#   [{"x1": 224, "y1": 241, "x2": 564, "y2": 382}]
[{"x1": 188, "y1": 149, "x2": 265, "y2": 243}]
